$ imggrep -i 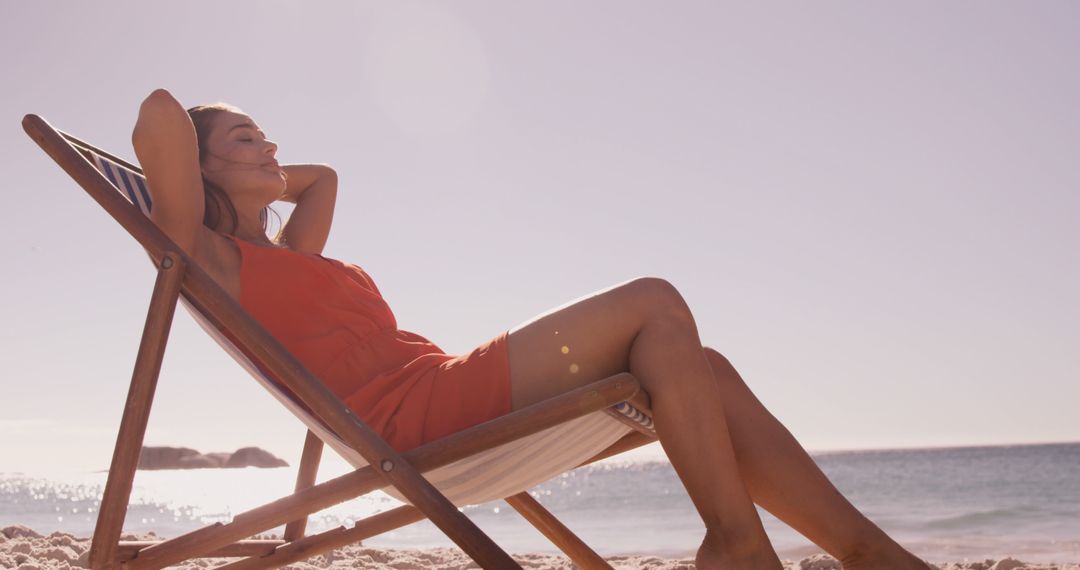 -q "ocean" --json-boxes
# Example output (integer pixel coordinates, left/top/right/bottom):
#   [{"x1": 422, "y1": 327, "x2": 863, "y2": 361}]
[{"x1": 2, "y1": 441, "x2": 1078, "y2": 565}]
